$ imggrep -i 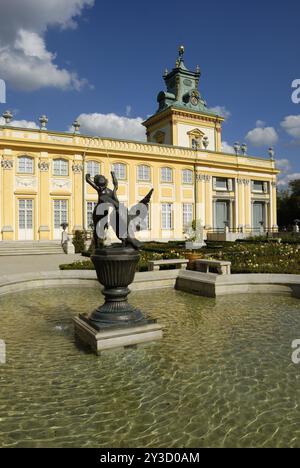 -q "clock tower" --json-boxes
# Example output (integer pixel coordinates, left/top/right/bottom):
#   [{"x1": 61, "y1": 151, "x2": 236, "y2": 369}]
[{"x1": 143, "y1": 46, "x2": 224, "y2": 151}]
